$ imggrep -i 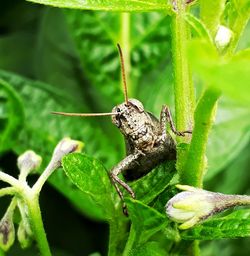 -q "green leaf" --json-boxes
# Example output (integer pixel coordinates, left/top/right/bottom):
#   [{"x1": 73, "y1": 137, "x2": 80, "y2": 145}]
[
  {"x1": 189, "y1": 40, "x2": 250, "y2": 105},
  {"x1": 0, "y1": 79, "x2": 24, "y2": 153},
  {"x1": 0, "y1": 70, "x2": 118, "y2": 220},
  {"x1": 65, "y1": 11, "x2": 172, "y2": 106},
  {"x1": 205, "y1": 98, "x2": 250, "y2": 180},
  {"x1": 185, "y1": 13, "x2": 212, "y2": 43},
  {"x1": 130, "y1": 161, "x2": 176, "y2": 204},
  {"x1": 128, "y1": 241, "x2": 167, "y2": 256},
  {"x1": 181, "y1": 209, "x2": 250, "y2": 240},
  {"x1": 62, "y1": 153, "x2": 115, "y2": 219},
  {"x1": 27, "y1": 0, "x2": 172, "y2": 12},
  {"x1": 200, "y1": 0, "x2": 227, "y2": 36},
  {"x1": 125, "y1": 198, "x2": 167, "y2": 251}
]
